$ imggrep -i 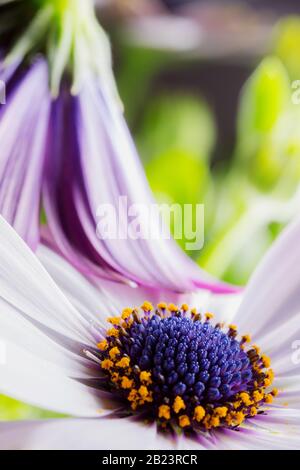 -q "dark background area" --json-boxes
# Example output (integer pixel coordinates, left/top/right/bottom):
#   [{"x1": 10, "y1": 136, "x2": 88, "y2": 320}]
[{"x1": 162, "y1": 0, "x2": 300, "y2": 15}]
